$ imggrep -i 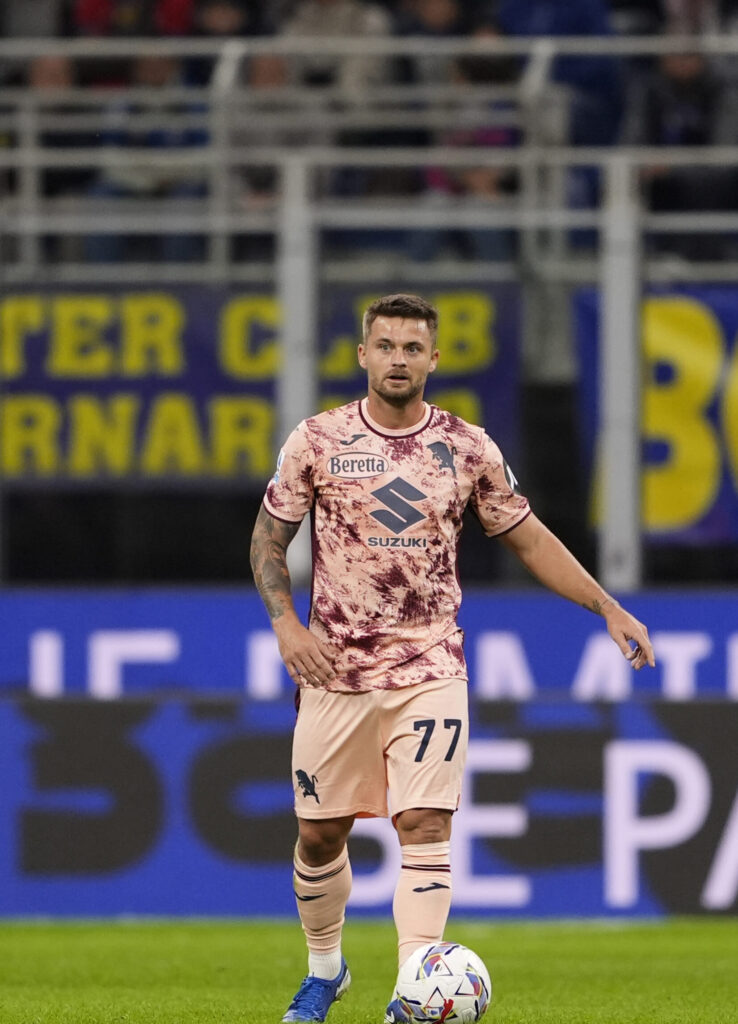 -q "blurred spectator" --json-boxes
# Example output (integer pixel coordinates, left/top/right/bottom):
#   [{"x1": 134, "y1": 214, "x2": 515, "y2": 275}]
[
  {"x1": 70, "y1": 0, "x2": 197, "y2": 85},
  {"x1": 406, "y1": 25, "x2": 519, "y2": 262},
  {"x1": 609, "y1": 0, "x2": 738, "y2": 33},
  {"x1": 235, "y1": 53, "x2": 315, "y2": 199},
  {"x1": 28, "y1": 53, "x2": 73, "y2": 89},
  {"x1": 198, "y1": 0, "x2": 274, "y2": 34},
  {"x1": 278, "y1": 0, "x2": 405, "y2": 242},
  {"x1": 279, "y1": 0, "x2": 395, "y2": 94},
  {"x1": 662, "y1": 0, "x2": 721, "y2": 31},
  {"x1": 396, "y1": 0, "x2": 472, "y2": 84},
  {"x1": 720, "y1": 0, "x2": 738, "y2": 29},
  {"x1": 27, "y1": 55, "x2": 98, "y2": 202},
  {"x1": 231, "y1": 53, "x2": 316, "y2": 259},
  {"x1": 494, "y1": 0, "x2": 624, "y2": 244},
  {"x1": 0, "y1": 55, "x2": 99, "y2": 262},
  {"x1": 622, "y1": 49, "x2": 738, "y2": 258},
  {"x1": 608, "y1": 0, "x2": 666, "y2": 34},
  {"x1": 1, "y1": 0, "x2": 65, "y2": 37},
  {"x1": 29, "y1": 56, "x2": 97, "y2": 261},
  {"x1": 1, "y1": 1, "x2": 69, "y2": 87},
  {"x1": 496, "y1": 0, "x2": 623, "y2": 146},
  {"x1": 84, "y1": 53, "x2": 208, "y2": 262},
  {"x1": 237, "y1": 53, "x2": 291, "y2": 199},
  {"x1": 187, "y1": 0, "x2": 271, "y2": 86},
  {"x1": 71, "y1": 0, "x2": 195, "y2": 35}
]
